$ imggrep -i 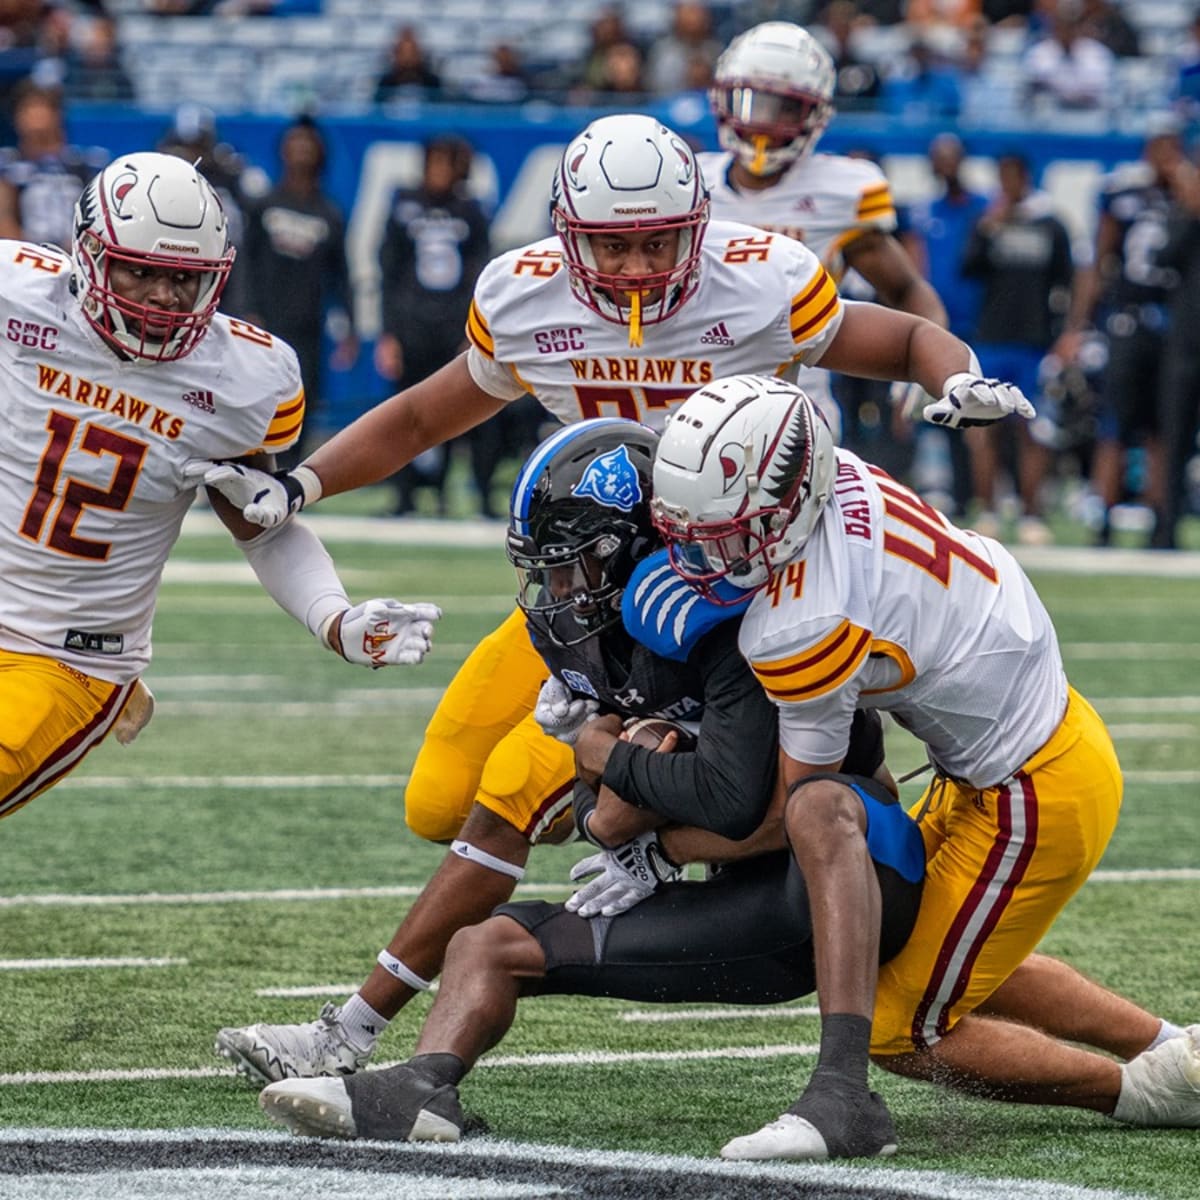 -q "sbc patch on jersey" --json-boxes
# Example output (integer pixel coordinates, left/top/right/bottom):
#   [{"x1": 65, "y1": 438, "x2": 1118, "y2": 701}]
[{"x1": 572, "y1": 446, "x2": 643, "y2": 512}]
